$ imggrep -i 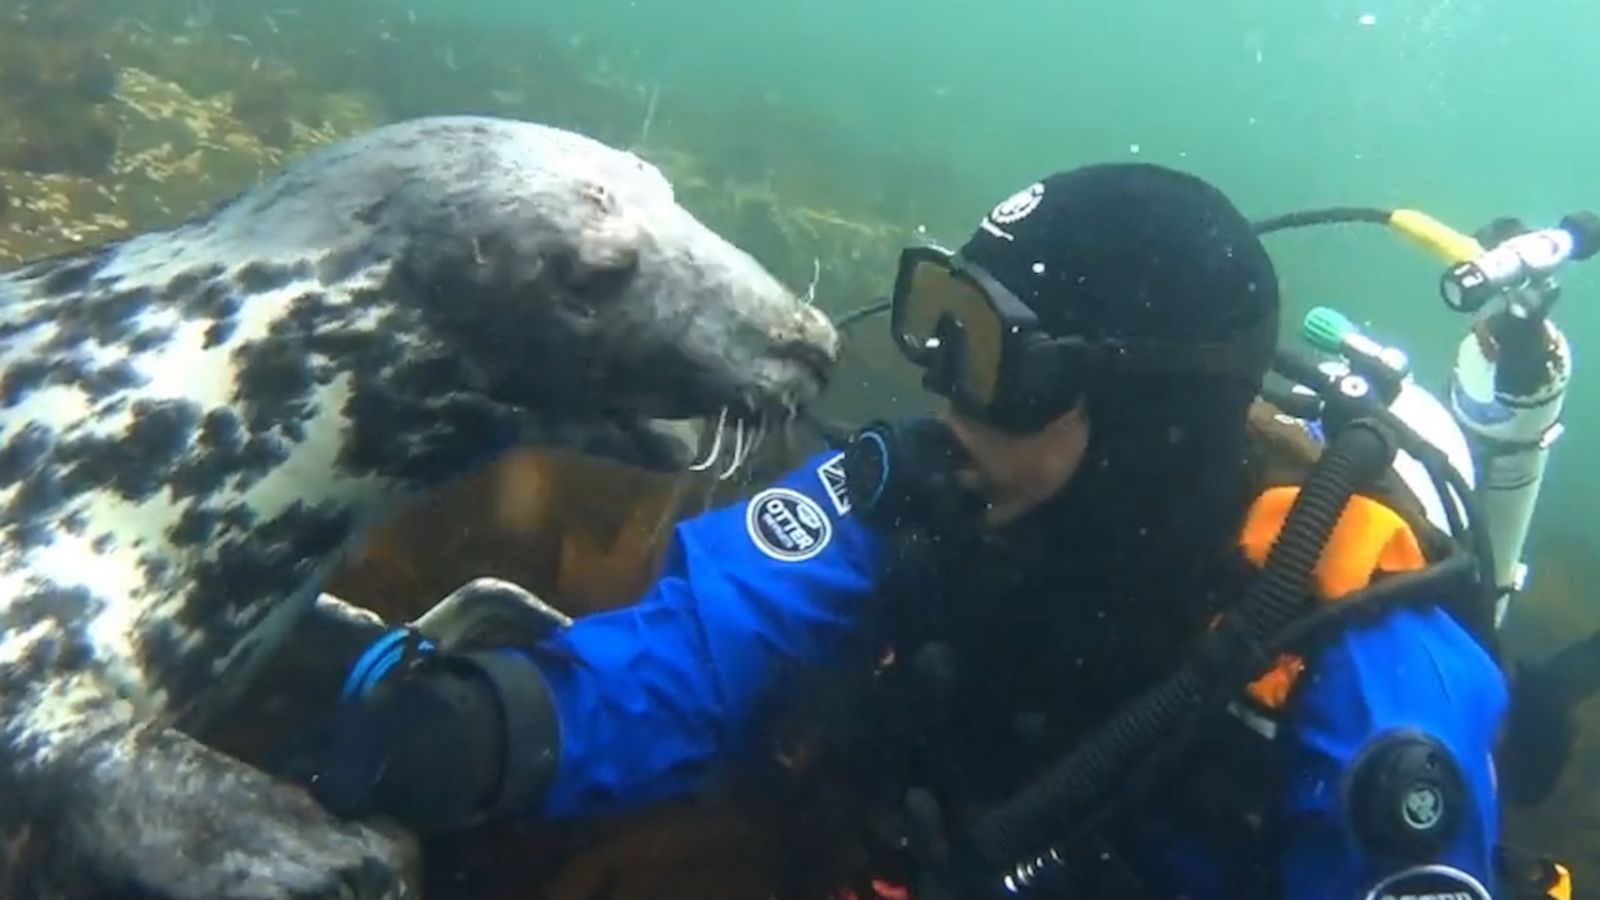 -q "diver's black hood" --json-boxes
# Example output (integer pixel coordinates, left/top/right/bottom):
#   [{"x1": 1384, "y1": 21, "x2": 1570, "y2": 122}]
[{"x1": 960, "y1": 164, "x2": 1280, "y2": 356}]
